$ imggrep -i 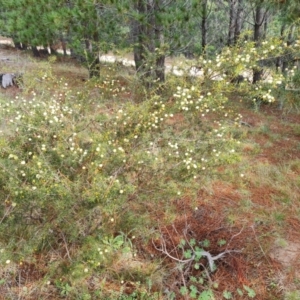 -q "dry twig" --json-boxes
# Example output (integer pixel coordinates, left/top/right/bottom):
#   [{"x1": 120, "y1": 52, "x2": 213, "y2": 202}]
[{"x1": 153, "y1": 235, "x2": 242, "y2": 272}]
